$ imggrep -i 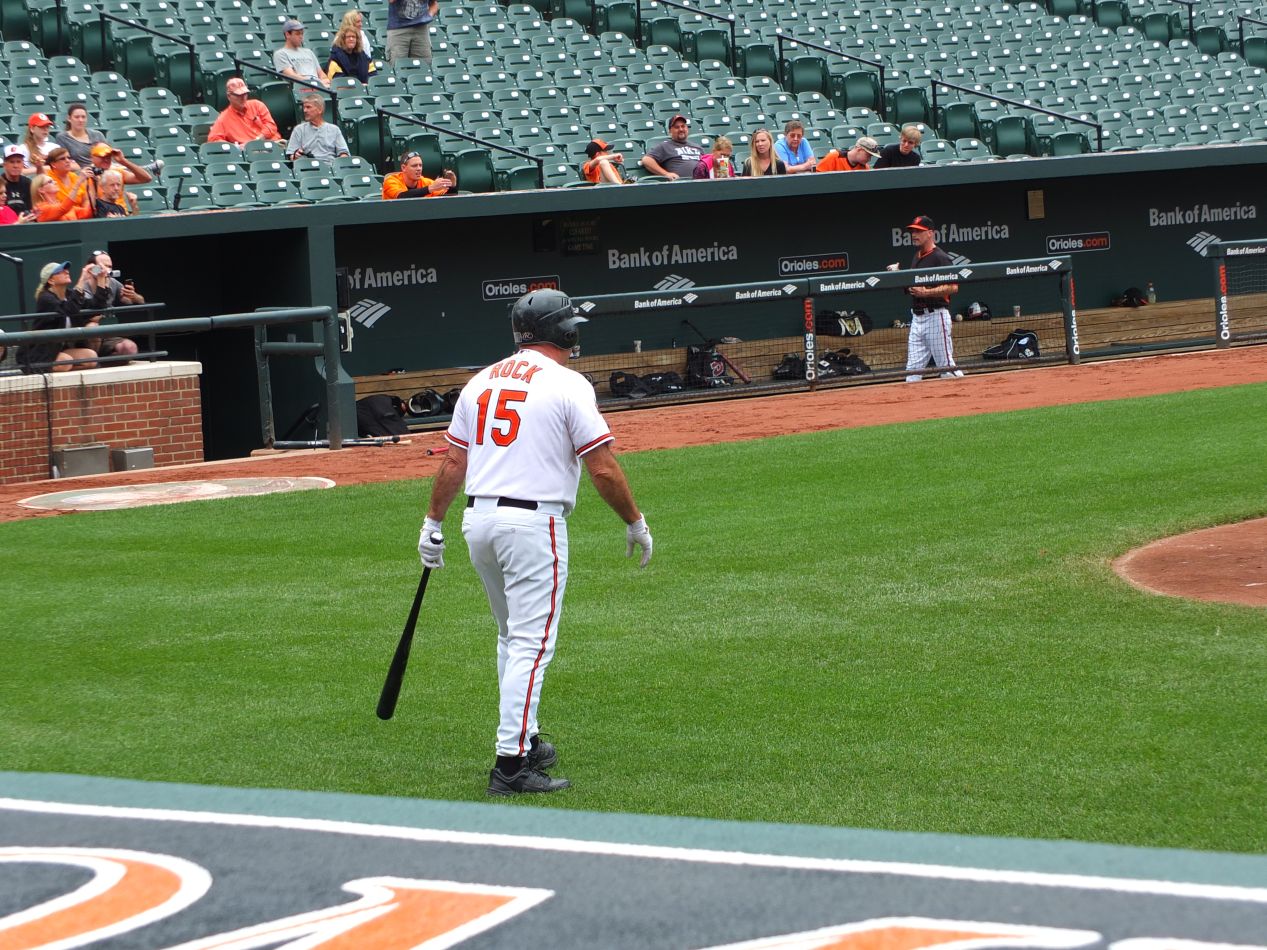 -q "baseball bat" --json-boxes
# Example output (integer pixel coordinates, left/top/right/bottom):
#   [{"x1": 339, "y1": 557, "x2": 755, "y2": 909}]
[
  {"x1": 425, "y1": 446, "x2": 449, "y2": 456},
  {"x1": 376, "y1": 543, "x2": 438, "y2": 720},
  {"x1": 680, "y1": 319, "x2": 752, "y2": 383},
  {"x1": 273, "y1": 436, "x2": 400, "y2": 449}
]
